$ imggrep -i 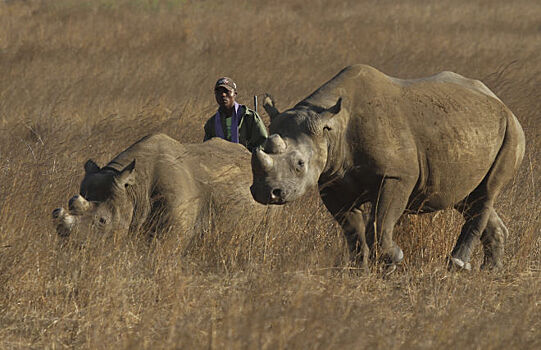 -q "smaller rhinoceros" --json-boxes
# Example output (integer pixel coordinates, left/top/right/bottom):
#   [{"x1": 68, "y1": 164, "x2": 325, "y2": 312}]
[
  {"x1": 251, "y1": 64, "x2": 525, "y2": 270},
  {"x1": 53, "y1": 134, "x2": 268, "y2": 241}
]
